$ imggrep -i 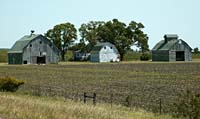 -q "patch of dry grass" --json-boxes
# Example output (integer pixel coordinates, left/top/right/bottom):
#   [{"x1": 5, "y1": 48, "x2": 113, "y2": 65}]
[{"x1": 0, "y1": 92, "x2": 174, "y2": 119}]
